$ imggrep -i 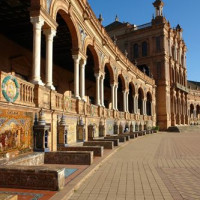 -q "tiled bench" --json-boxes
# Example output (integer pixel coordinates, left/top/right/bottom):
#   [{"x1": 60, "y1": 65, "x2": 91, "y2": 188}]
[
  {"x1": 92, "y1": 138, "x2": 119, "y2": 146},
  {"x1": 83, "y1": 141, "x2": 114, "y2": 149},
  {"x1": 0, "y1": 165, "x2": 65, "y2": 191},
  {"x1": 104, "y1": 136, "x2": 127, "y2": 143},
  {"x1": 44, "y1": 151, "x2": 93, "y2": 165},
  {"x1": 58, "y1": 146, "x2": 104, "y2": 157}
]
